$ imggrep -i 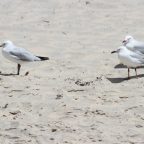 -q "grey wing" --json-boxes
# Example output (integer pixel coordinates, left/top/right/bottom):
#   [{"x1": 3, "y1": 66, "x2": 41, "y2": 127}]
[
  {"x1": 130, "y1": 52, "x2": 144, "y2": 63},
  {"x1": 9, "y1": 47, "x2": 37, "y2": 61},
  {"x1": 134, "y1": 42, "x2": 144, "y2": 54}
]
